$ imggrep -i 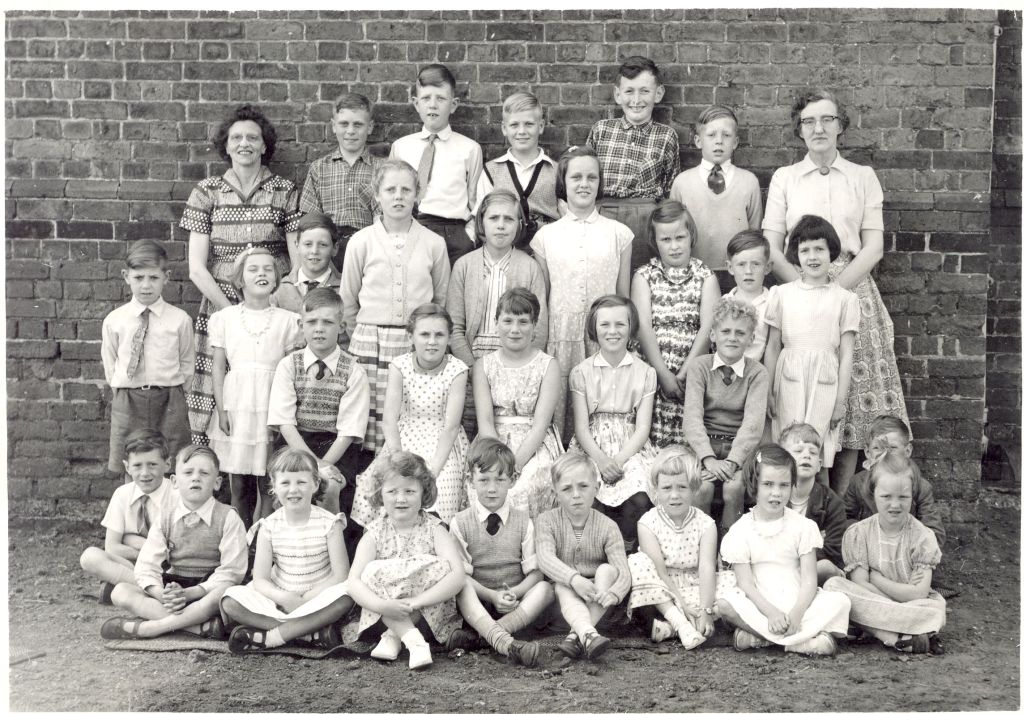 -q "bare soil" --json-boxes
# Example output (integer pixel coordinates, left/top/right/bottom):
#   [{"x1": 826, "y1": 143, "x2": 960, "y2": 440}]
[{"x1": 7, "y1": 501, "x2": 1020, "y2": 713}]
